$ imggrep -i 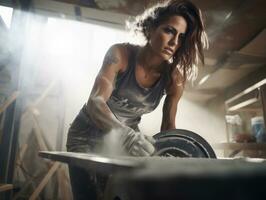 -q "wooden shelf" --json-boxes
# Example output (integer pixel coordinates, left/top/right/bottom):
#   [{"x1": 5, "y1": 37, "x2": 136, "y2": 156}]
[
  {"x1": 213, "y1": 142, "x2": 266, "y2": 150},
  {"x1": 0, "y1": 184, "x2": 13, "y2": 192}
]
